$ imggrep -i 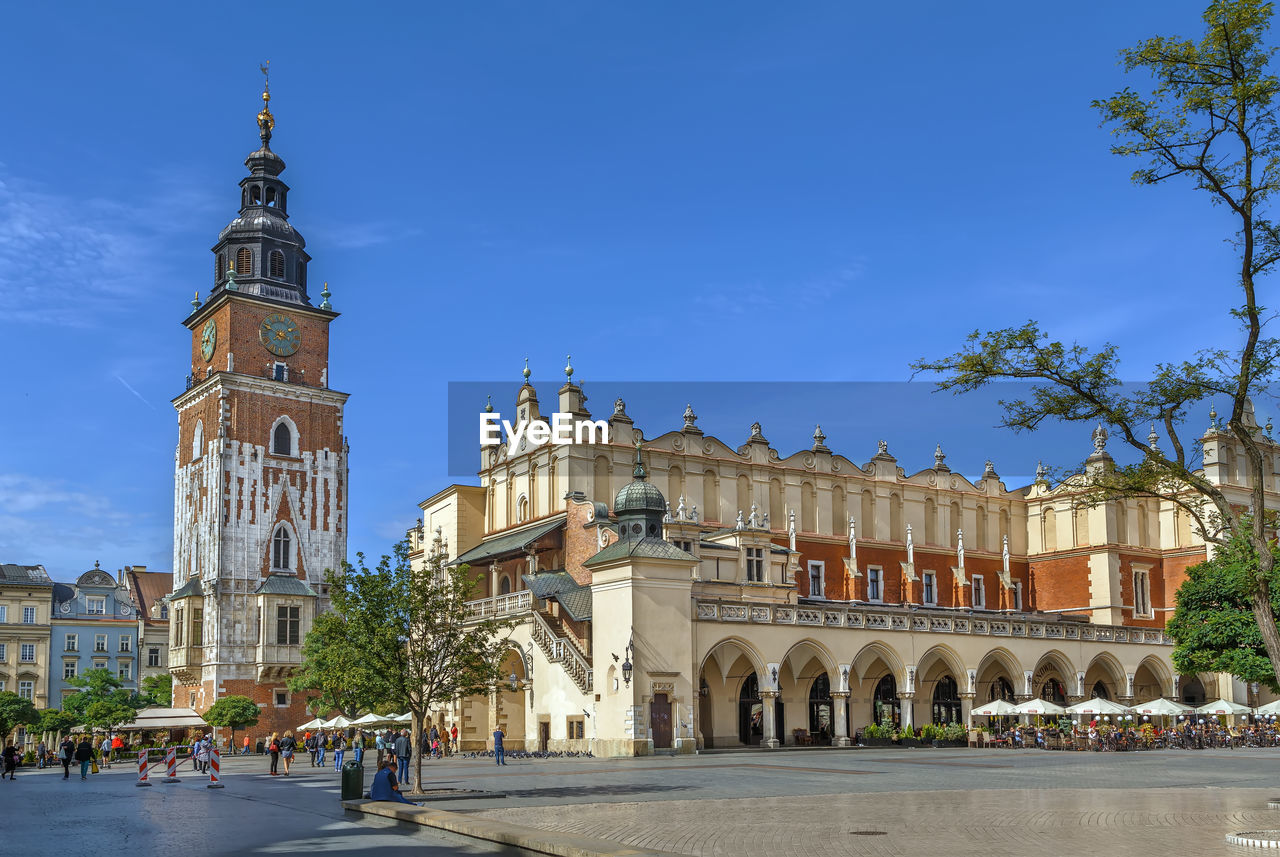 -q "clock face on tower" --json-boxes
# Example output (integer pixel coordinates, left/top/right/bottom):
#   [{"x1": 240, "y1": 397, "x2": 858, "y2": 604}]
[
  {"x1": 260, "y1": 313, "x2": 301, "y2": 357},
  {"x1": 200, "y1": 319, "x2": 217, "y2": 362}
]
